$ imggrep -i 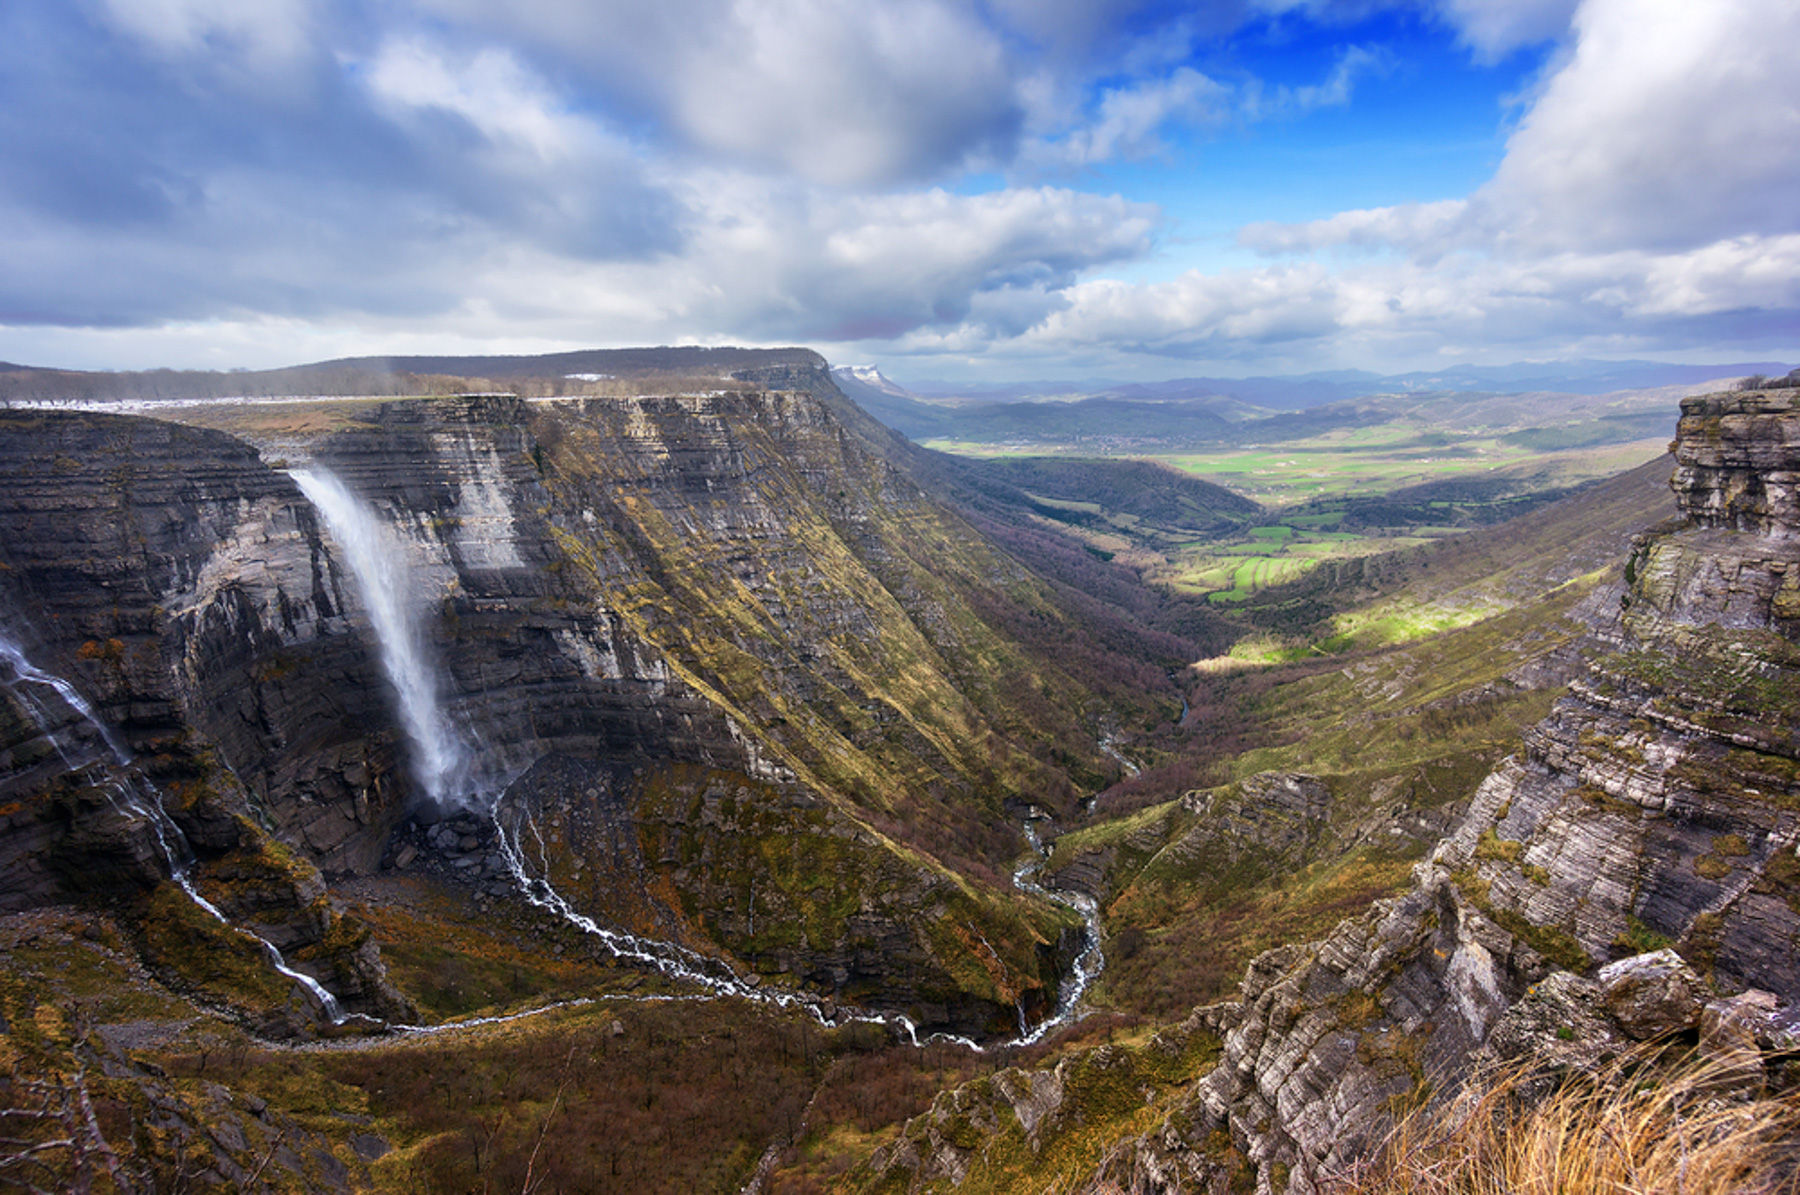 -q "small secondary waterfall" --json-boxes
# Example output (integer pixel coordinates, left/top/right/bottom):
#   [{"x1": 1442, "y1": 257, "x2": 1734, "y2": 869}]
[
  {"x1": 1012, "y1": 819, "x2": 1103, "y2": 1046},
  {"x1": 174, "y1": 871, "x2": 346, "y2": 1024},
  {"x1": 291, "y1": 468, "x2": 469, "y2": 809},
  {"x1": 0, "y1": 633, "x2": 345, "y2": 1023},
  {"x1": 0, "y1": 636, "x2": 129, "y2": 764}
]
